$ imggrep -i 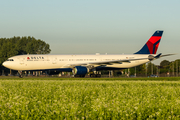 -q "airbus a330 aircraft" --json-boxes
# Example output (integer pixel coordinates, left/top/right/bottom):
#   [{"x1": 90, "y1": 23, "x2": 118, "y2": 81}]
[{"x1": 2, "y1": 30, "x2": 173, "y2": 77}]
